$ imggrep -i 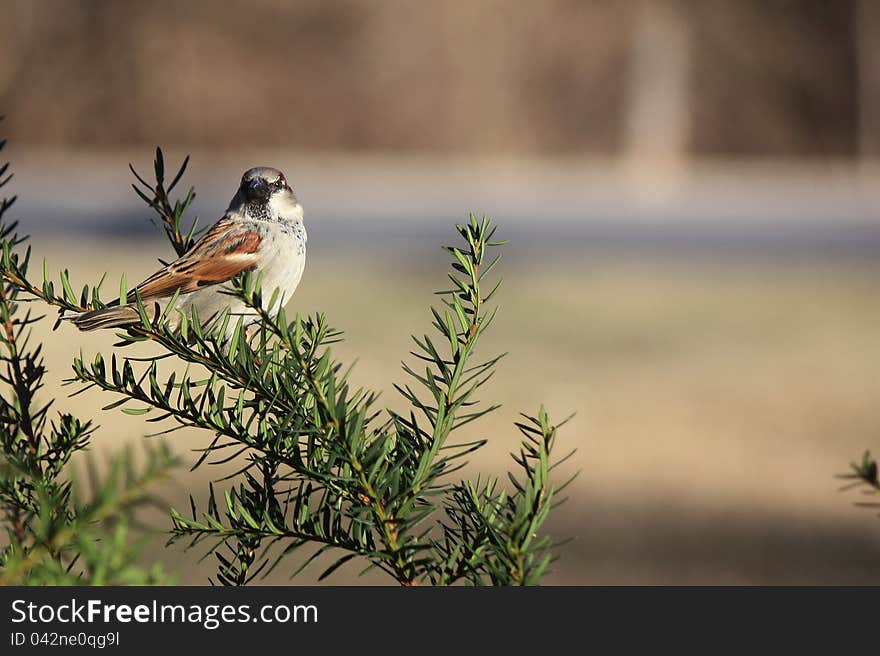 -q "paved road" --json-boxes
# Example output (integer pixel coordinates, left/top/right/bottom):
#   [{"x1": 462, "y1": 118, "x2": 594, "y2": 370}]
[{"x1": 6, "y1": 150, "x2": 880, "y2": 258}]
